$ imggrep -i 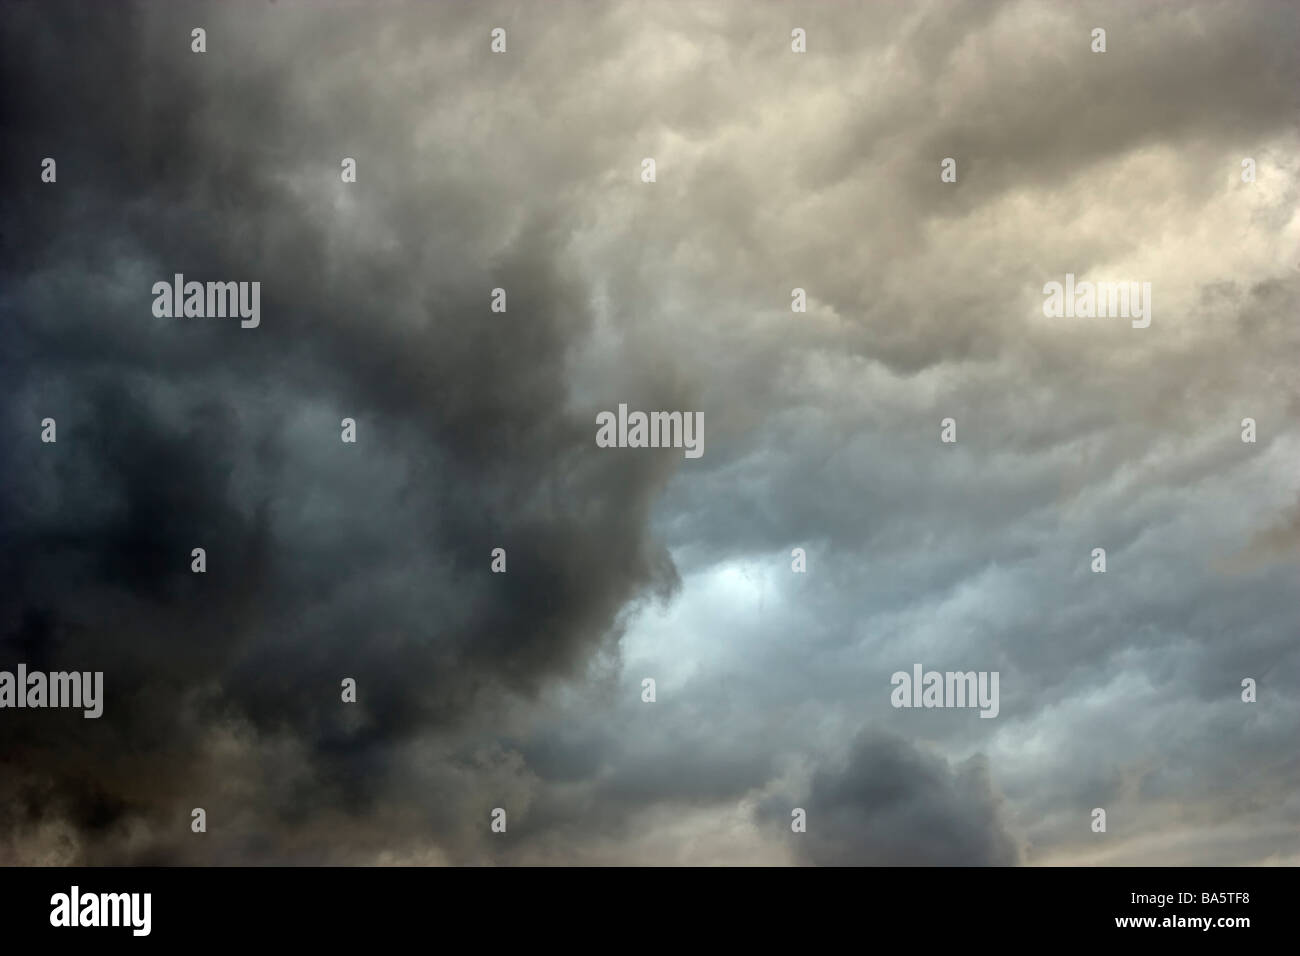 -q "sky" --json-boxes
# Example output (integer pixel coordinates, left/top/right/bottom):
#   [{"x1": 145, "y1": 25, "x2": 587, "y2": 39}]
[{"x1": 1, "y1": 0, "x2": 1297, "y2": 866}]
